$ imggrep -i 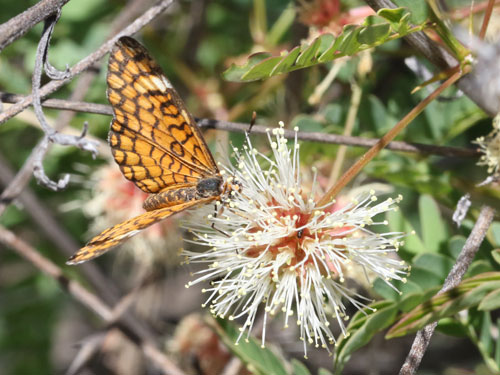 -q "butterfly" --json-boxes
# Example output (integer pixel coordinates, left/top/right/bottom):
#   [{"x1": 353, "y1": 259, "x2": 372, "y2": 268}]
[{"x1": 67, "y1": 36, "x2": 237, "y2": 265}]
